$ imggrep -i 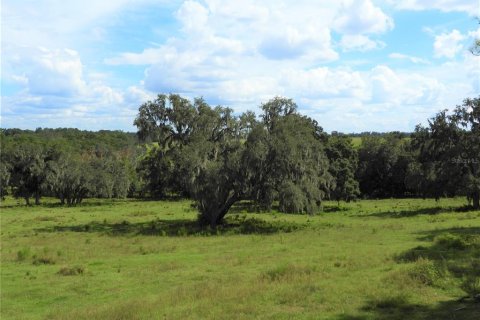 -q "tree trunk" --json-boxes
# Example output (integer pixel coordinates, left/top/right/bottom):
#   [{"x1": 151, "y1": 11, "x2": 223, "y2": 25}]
[
  {"x1": 213, "y1": 194, "x2": 238, "y2": 227},
  {"x1": 35, "y1": 193, "x2": 40, "y2": 205},
  {"x1": 473, "y1": 192, "x2": 480, "y2": 210},
  {"x1": 24, "y1": 197, "x2": 30, "y2": 206}
]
